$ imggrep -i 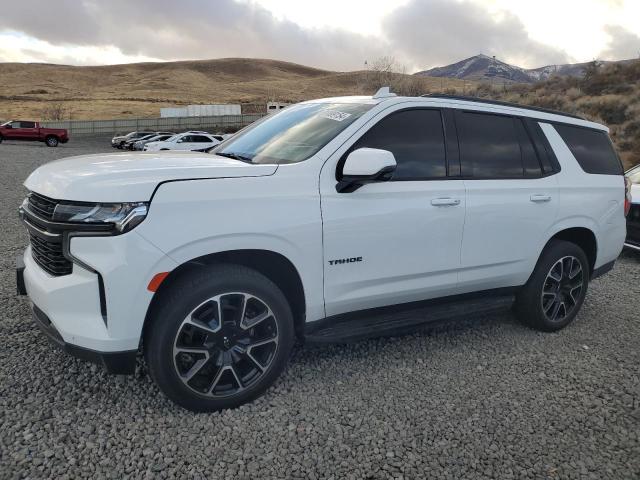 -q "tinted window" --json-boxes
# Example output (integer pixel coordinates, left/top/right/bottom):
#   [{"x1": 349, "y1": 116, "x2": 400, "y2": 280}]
[
  {"x1": 457, "y1": 112, "x2": 523, "y2": 178},
  {"x1": 351, "y1": 109, "x2": 446, "y2": 180},
  {"x1": 20, "y1": 121, "x2": 36, "y2": 128},
  {"x1": 514, "y1": 120, "x2": 542, "y2": 177},
  {"x1": 180, "y1": 136, "x2": 193, "y2": 142},
  {"x1": 554, "y1": 124, "x2": 622, "y2": 175},
  {"x1": 192, "y1": 136, "x2": 211, "y2": 143}
]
